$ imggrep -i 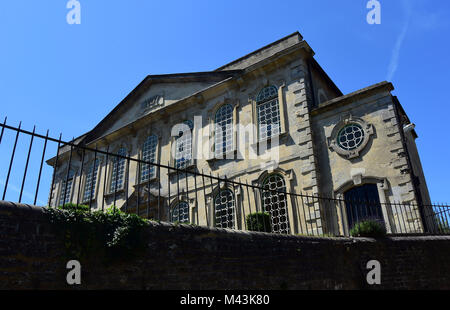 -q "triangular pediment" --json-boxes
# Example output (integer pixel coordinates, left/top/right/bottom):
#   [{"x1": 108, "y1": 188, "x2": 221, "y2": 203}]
[{"x1": 83, "y1": 71, "x2": 241, "y2": 144}]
